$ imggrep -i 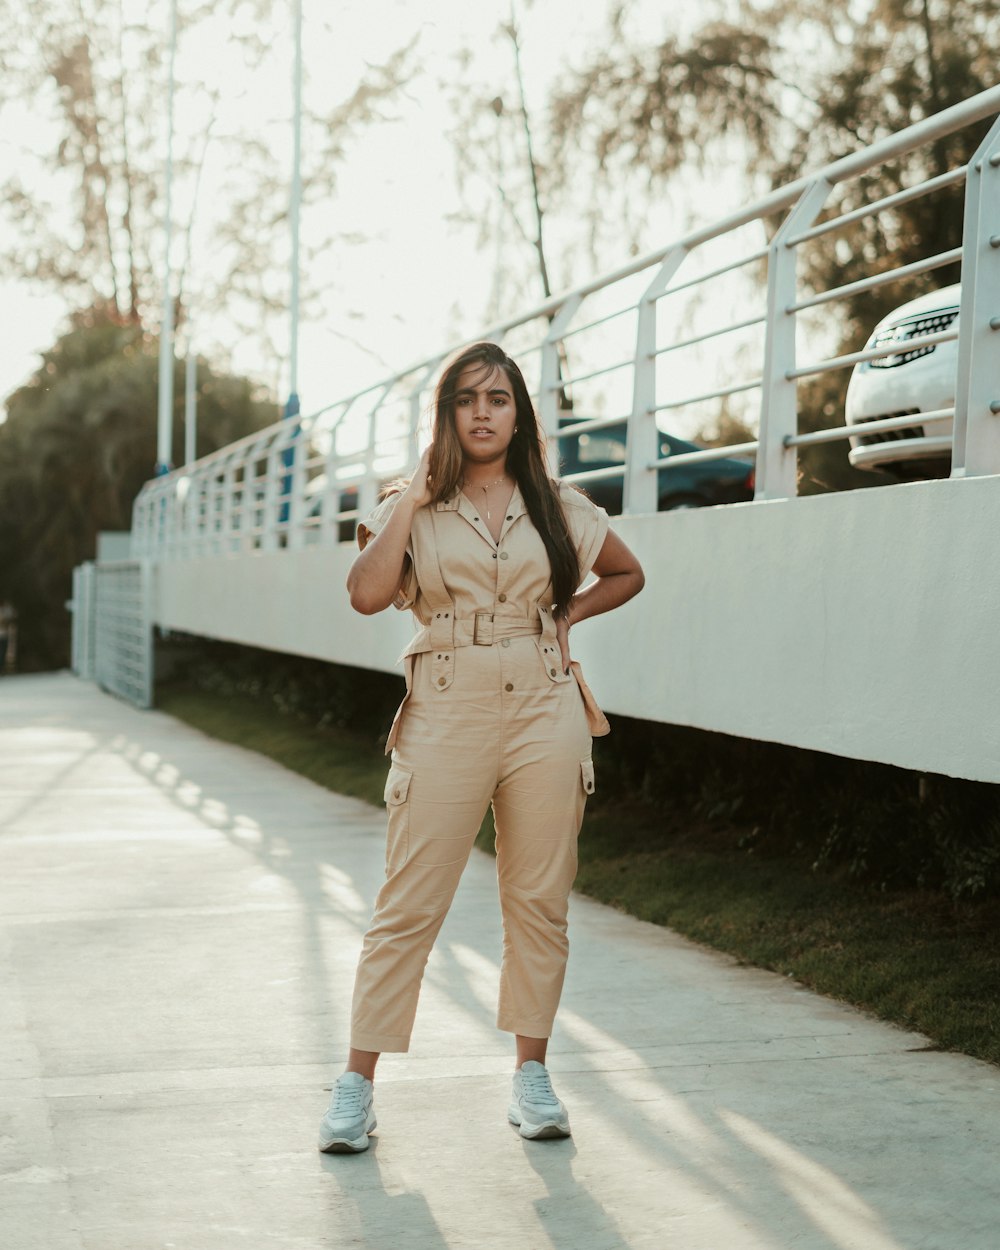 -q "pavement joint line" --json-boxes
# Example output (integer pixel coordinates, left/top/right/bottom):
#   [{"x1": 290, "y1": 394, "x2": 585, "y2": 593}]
[
  {"x1": 4, "y1": 905, "x2": 300, "y2": 924},
  {"x1": 0, "y1": 1045, "x2": 912, "y2": 1096},
  {"x1": 0, "y1": 1034, "x2": 872, "y2": 1080}
]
